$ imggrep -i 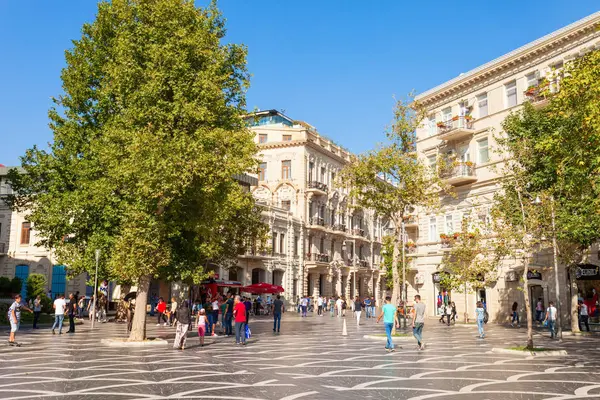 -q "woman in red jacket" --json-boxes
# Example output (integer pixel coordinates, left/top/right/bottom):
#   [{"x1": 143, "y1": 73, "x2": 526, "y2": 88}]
[
  {"x1": 233, "y1": 295, "x2": 247, "y2": 345},
  {"x1": 156, "y1": 297, "x2": 168, "y2": 326}
]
